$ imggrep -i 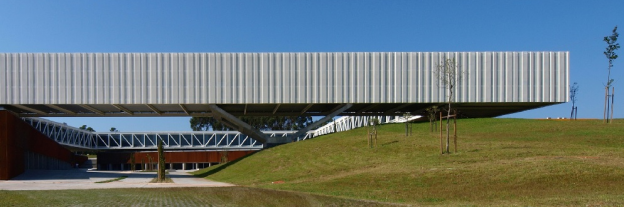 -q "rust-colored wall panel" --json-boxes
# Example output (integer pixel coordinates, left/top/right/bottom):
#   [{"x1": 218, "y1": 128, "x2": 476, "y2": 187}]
[
  {"x1": 1, "y1": 111, "x2": 25, "y2": 180},
  {"x1": 98, "y1": 150, "x2": 256, "y2": 166},
  {"x1": 0, "y1": 112, "x2": 10, "y2": 180},
  {"x1": 1, "y1": 111, "x2": 80, "y2": 180}
]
